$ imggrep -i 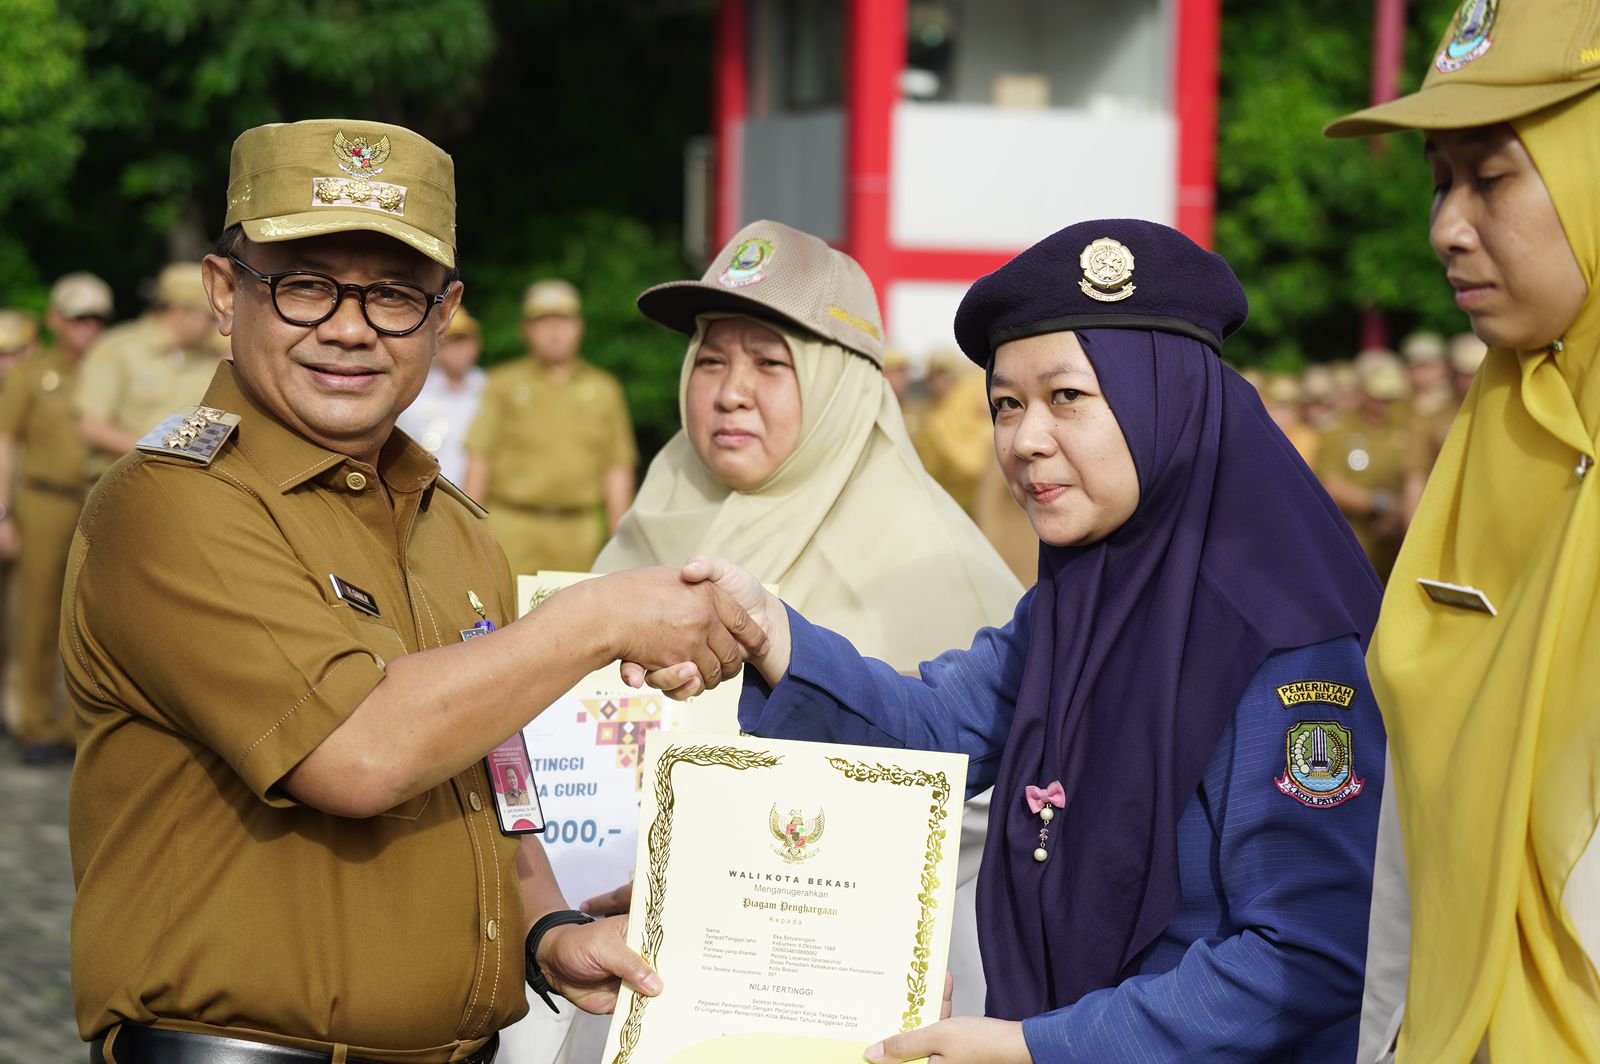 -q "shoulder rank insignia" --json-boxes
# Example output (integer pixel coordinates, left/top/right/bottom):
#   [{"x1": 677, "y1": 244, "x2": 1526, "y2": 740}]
[
  {"x1": 1275, "y1": 720, "x2": 1364, "y2": 808},
  {"x1": 1275, "y1": 680, "x2": 1356, "y2": 709},
  {"x1": 136, "y1": 406, "x2": 240, "y2": 466}
]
